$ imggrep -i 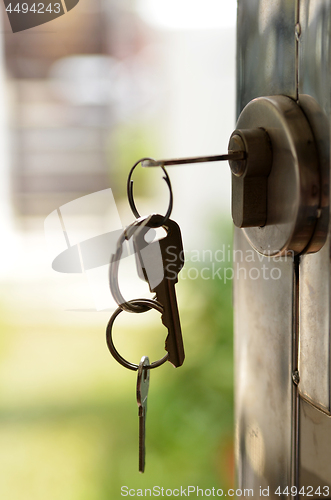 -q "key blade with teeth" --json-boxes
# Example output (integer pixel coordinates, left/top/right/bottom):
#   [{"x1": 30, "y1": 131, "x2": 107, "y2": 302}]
[
  {"x1": 154, "y1": 277, "x2": 184, "y2": 367},
  {"x1": 133, "y1": 215, "x2": 185, "y2": 367},
  {"x1": 137, "y1": 356, "x2": 150, "y2": 473}
]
